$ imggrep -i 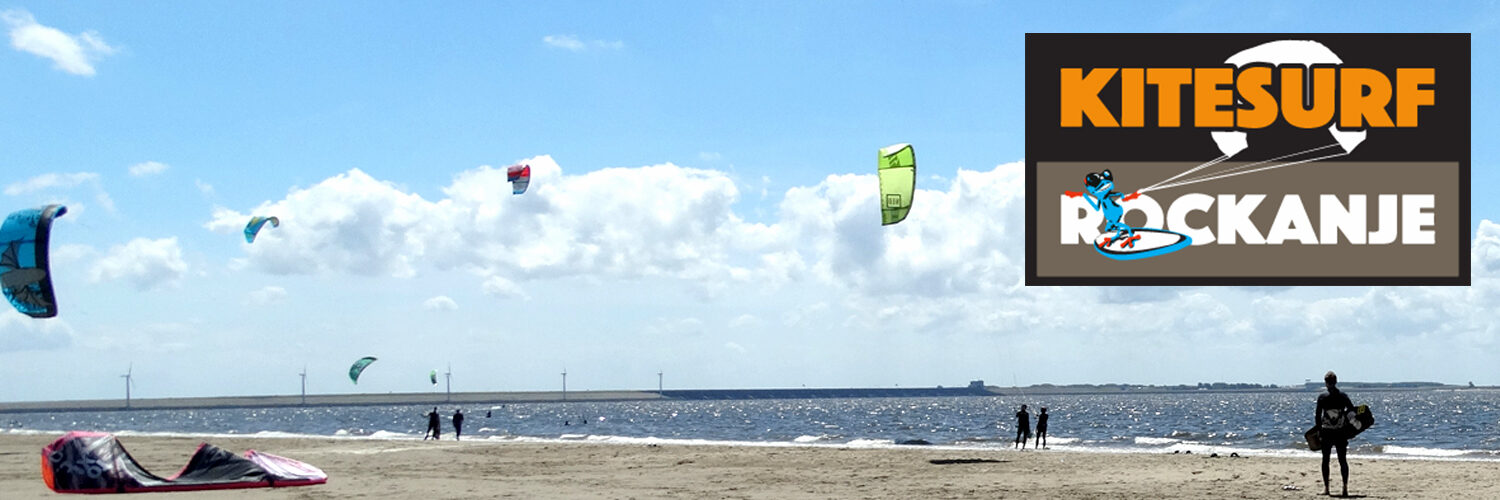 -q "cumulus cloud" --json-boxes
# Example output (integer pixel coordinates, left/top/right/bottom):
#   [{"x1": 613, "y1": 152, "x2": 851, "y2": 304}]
[
  {"x1": 90, "y1": 237, "x2": 188, "y2": 290},
  {"x1": 0, "y1": 311, "x2": 74, "y2": 352},
  {"x1": 4, "y1": 172, "x2": 98, "y2": 195},
  {"x1": 248, "y1": 286, "x2": 287, "y2": 305},
  {"x1": 423, "y1": 295, "x2": 458, "y2": 311},
  {"x1": 205, "y1": 170, "x2": 430, "y2": 277},
  {"x1": 543, "y1": 34, "x2": 623, "y2": 52},
  {"x1": 208, "y1": 158, "x2": 751, "y2": 288},
  {"x1": 727, "y1": 314, "x2": 761, "y2": 329},
  {"x1": 3, "y1": 171, "x2": 115, "y2": 213},
  {"x1": 128, "y1": 161, "x2": 169, "y2": 177},
  {"x1": 198, "y1": 156, "x2": 1500, "y2": 357},
  {"x1": 3, "y1": 9, "x2": 115, "y2": 76},
  {"x1": 772, "y1": 162, "x2": 1027, "y2": 299},
  {"x1": 480, "y1": 275, "x2": 527, "y2": 299}
]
